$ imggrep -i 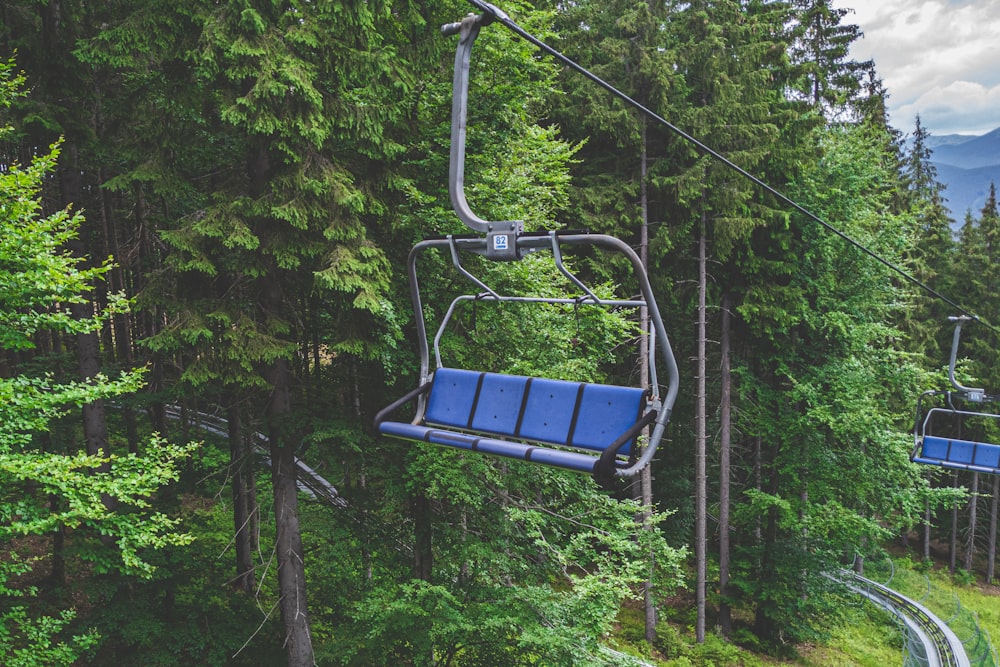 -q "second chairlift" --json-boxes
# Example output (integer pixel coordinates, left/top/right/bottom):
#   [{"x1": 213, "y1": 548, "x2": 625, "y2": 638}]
[{"x1": 912, "y1": 316, "x2": 1000, "y2": 475}]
